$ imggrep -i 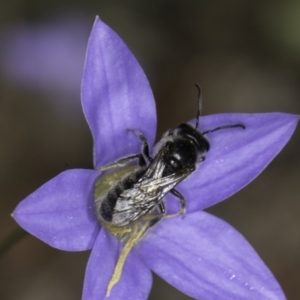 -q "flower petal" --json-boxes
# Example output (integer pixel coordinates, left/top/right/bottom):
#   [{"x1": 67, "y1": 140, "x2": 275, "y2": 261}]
[
  {"x1": 81, "y1": 16, "x2": 156, "y2": 169},
  {"x1": 138, "y1": 211, "x2": 286, "y2": 300},
  {"x1": 82, "y1": 228, "x2": 152, "y2": 300},
  {"x1": 166, "y1": 113, "x2": 299, "y2": 212},
  {"x1": 12, "y1": 169, "x2": 100, "y2": 251}
]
